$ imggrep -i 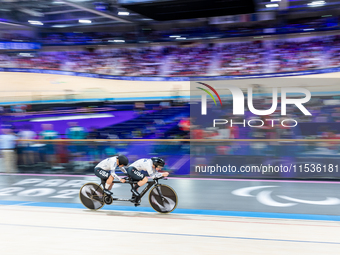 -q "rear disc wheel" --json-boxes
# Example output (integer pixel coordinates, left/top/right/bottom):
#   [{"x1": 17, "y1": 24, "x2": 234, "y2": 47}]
[{"x1": 79, "y1": 182, "x2": 105, "y2": 210}]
